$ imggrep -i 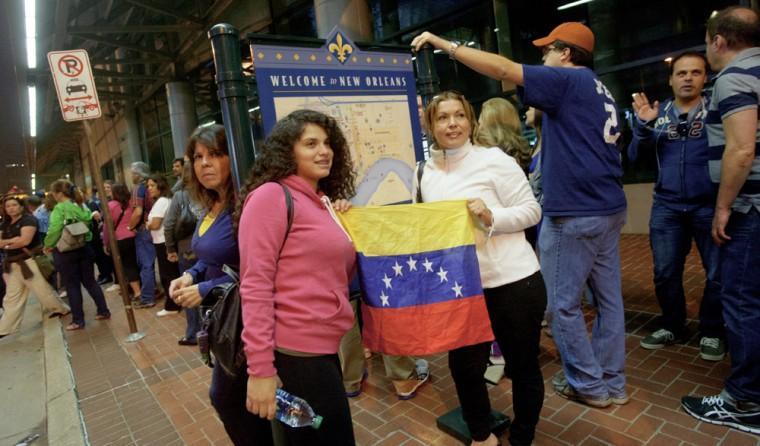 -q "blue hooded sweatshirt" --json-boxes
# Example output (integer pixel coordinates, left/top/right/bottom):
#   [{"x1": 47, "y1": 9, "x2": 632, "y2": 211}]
[{"x1": 627, "y1": 96, "x2": 717, "y2": 211}]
